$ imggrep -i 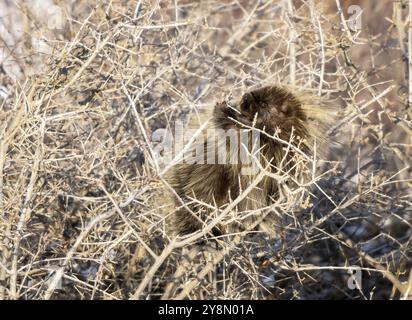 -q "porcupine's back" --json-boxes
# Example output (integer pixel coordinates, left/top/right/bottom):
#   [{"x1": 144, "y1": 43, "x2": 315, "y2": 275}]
[{"x1": 165, "y1": 85, "x2": 334, "y2": 238}]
